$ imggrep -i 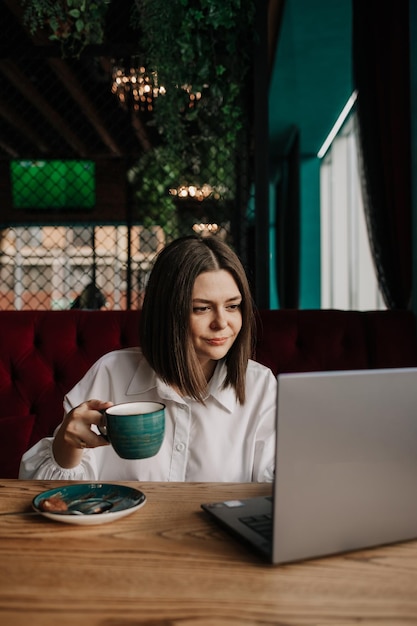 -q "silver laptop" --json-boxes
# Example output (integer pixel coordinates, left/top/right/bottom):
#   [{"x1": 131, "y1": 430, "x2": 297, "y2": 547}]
[{"x1": 201, "y1": 367, "x2": 417, "y2": 564}]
